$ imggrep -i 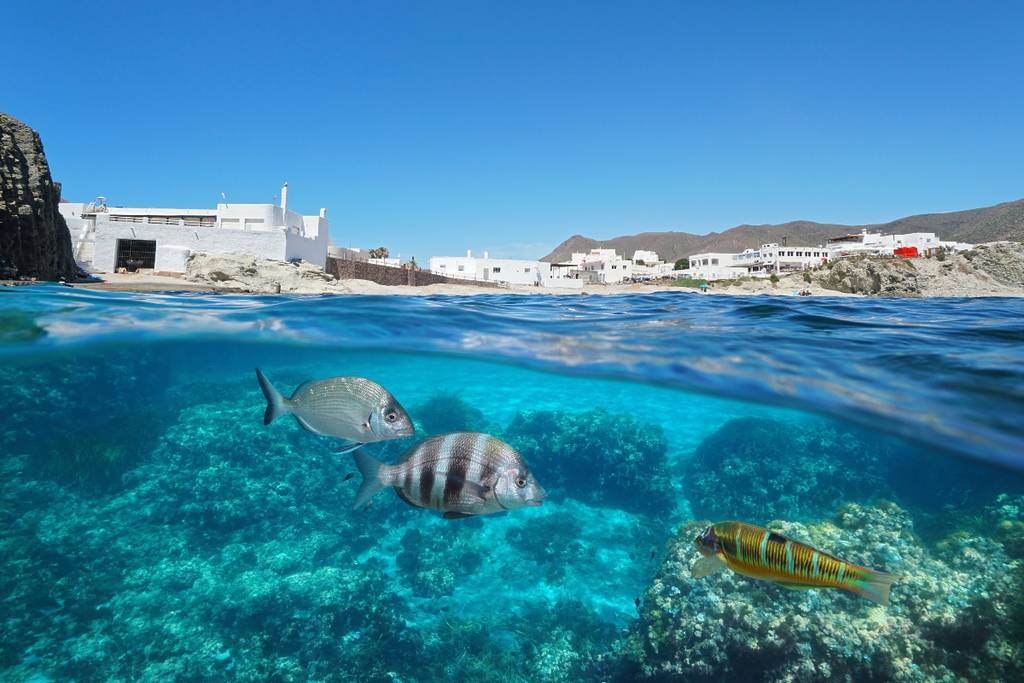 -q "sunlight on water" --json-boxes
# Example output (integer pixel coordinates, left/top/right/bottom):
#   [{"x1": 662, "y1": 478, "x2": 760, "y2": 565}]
[{"x1": 2, "y1": 287, "x2": 1023, "y2": 680}]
